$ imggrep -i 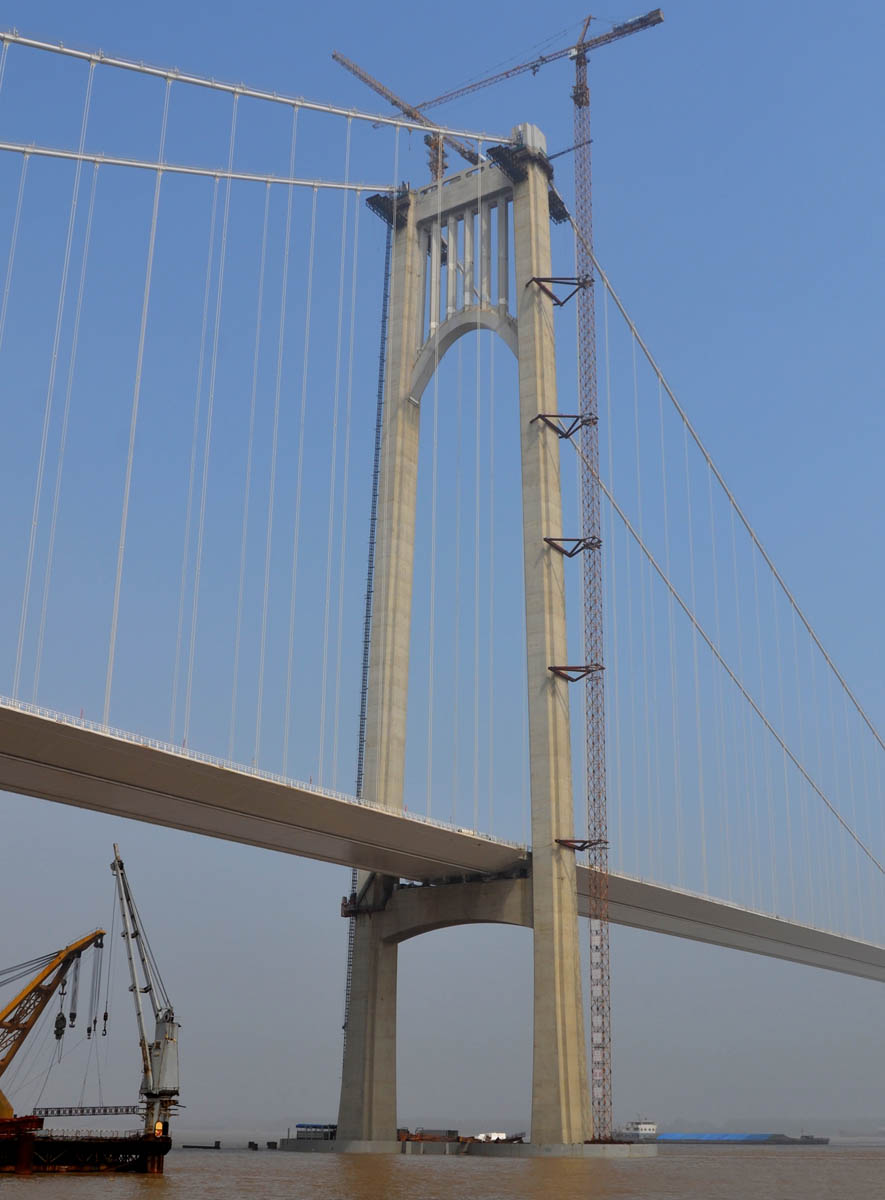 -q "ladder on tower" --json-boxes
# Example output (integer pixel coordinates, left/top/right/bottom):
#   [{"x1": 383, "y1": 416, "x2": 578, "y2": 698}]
[{"x1": 342, "y1": 221, "x2": 394, "y2": 1047}]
